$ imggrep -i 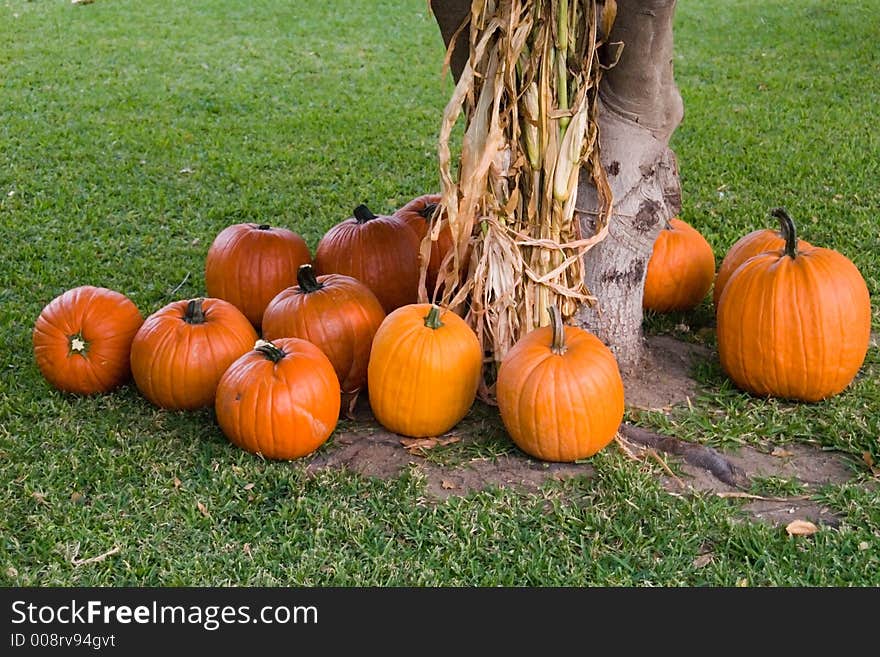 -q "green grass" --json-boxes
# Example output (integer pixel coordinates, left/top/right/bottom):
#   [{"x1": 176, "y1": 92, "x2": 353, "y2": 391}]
[{"x1": 2, "y1": 0, "x2": 878, "y2": 586}]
